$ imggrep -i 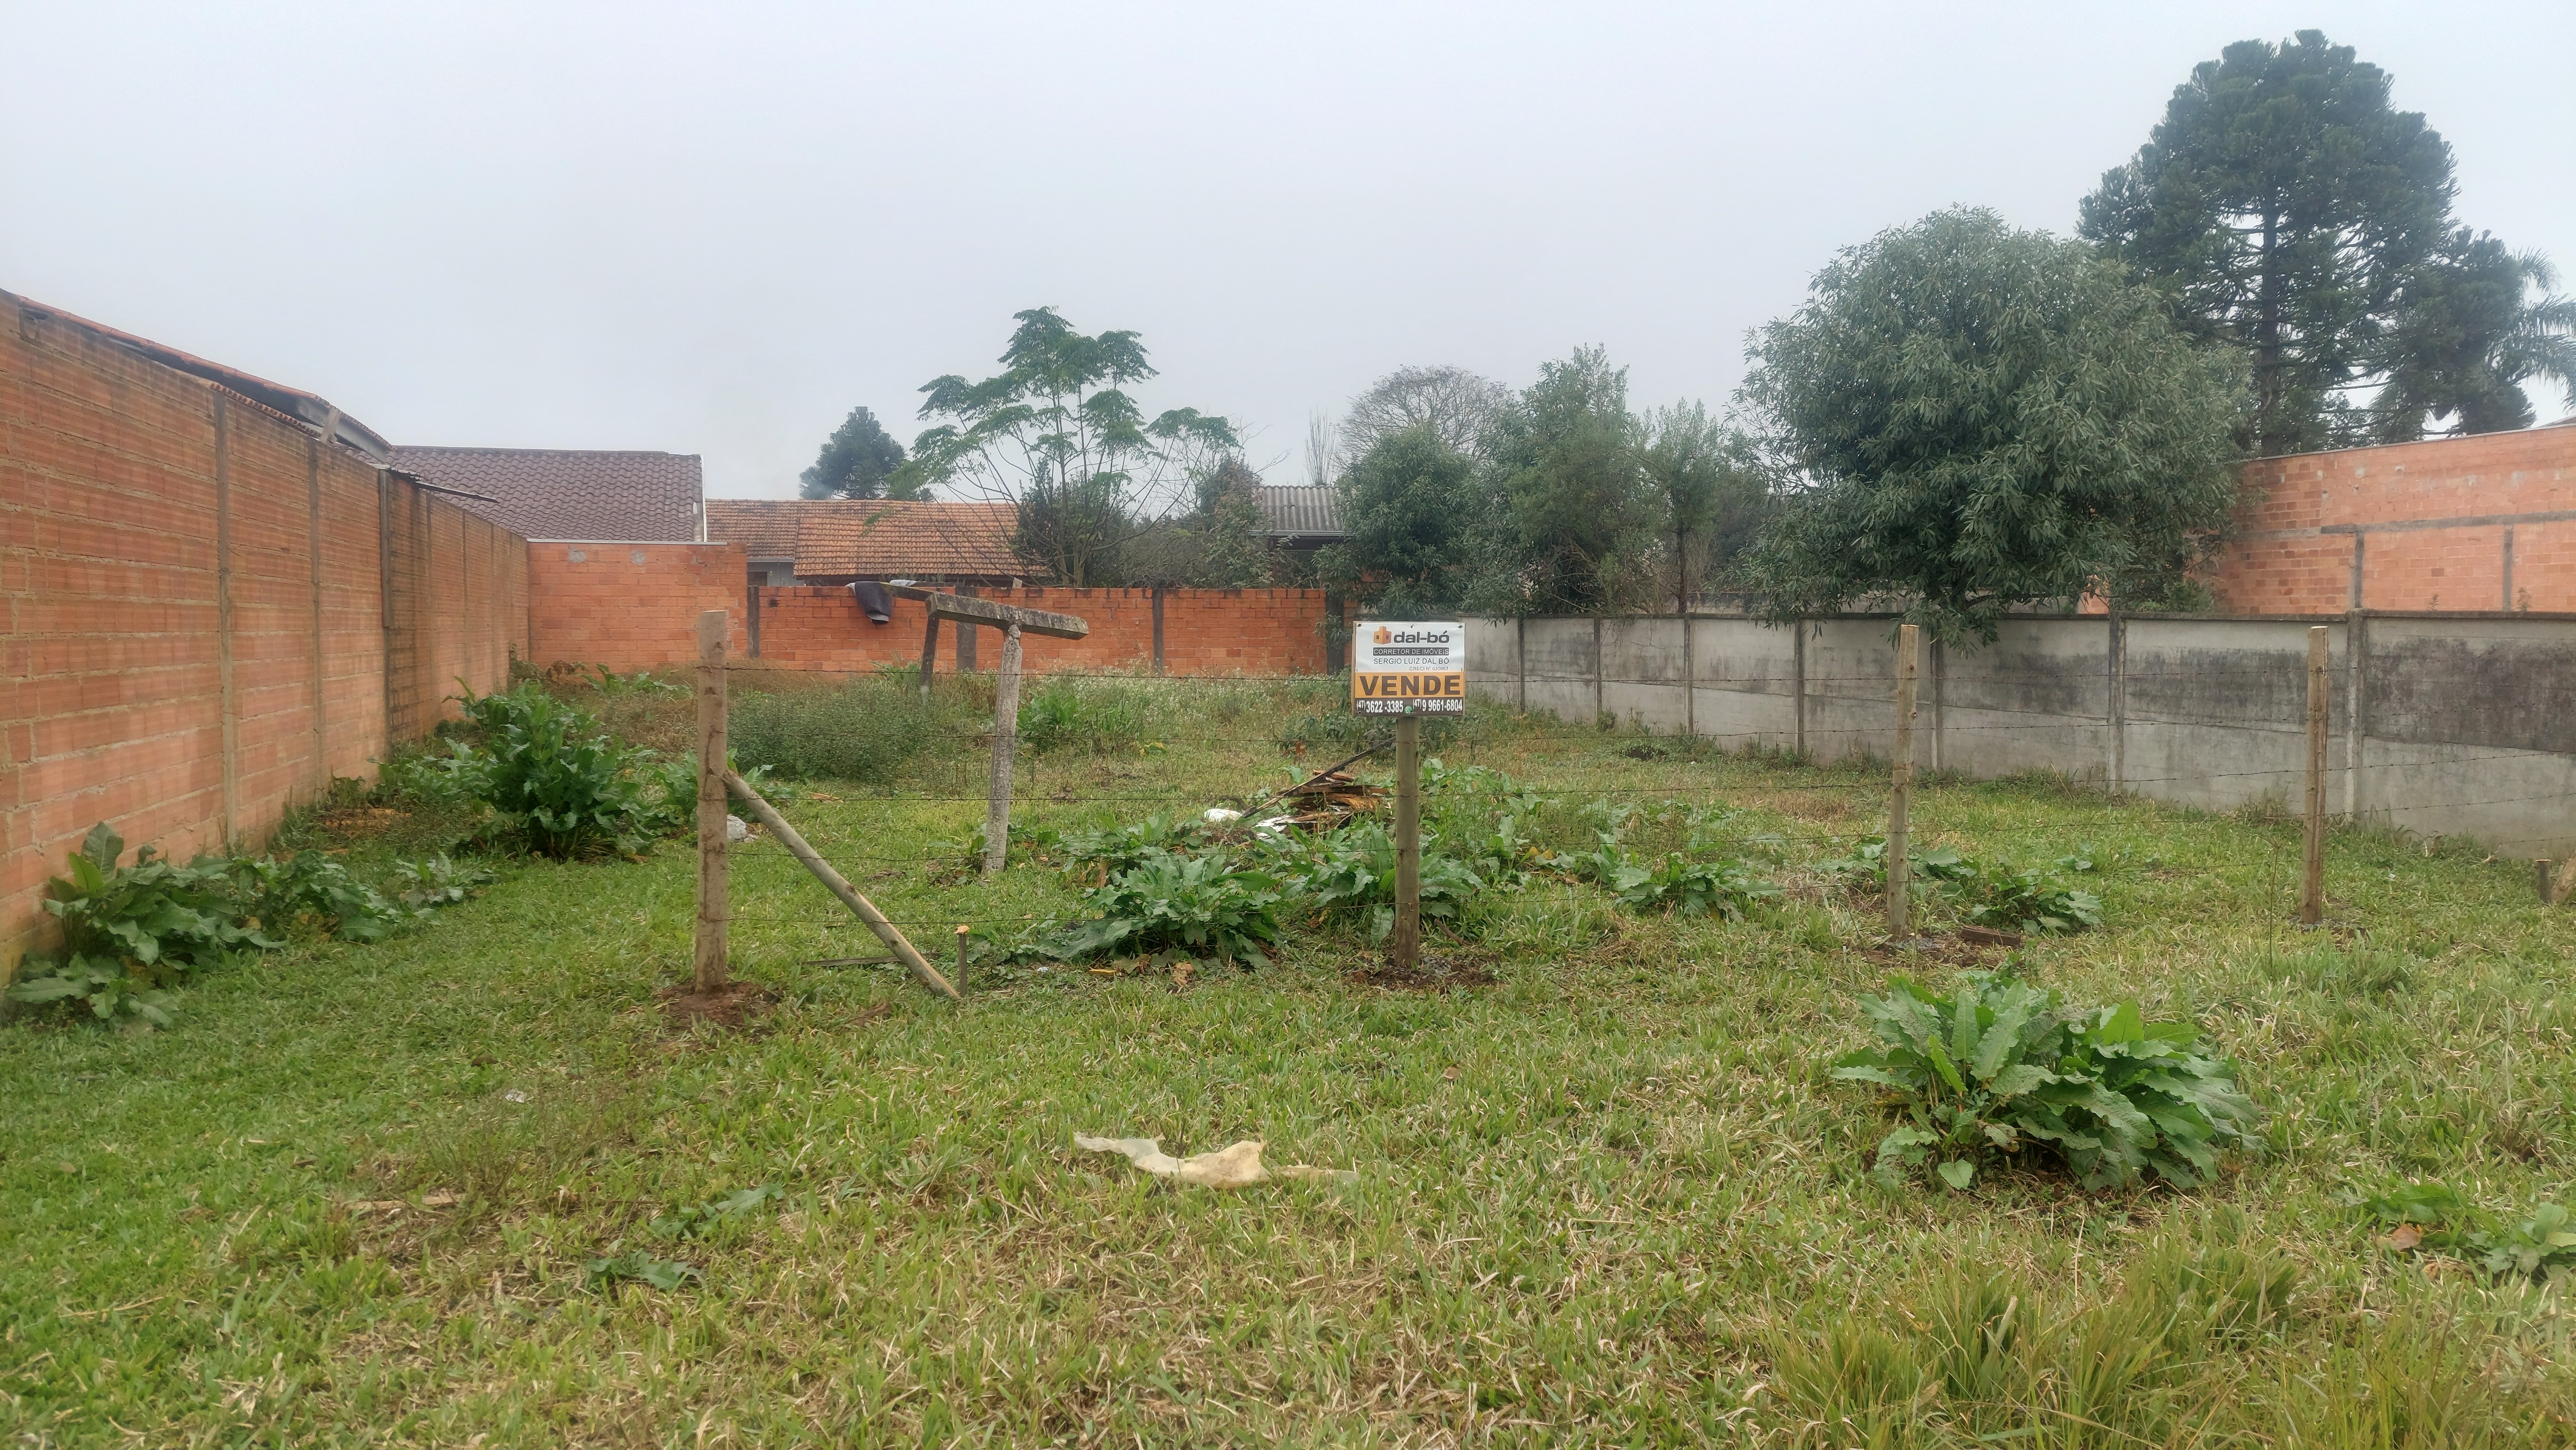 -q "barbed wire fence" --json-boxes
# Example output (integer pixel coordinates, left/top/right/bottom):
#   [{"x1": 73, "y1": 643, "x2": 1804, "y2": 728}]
[{"x1": 683, "y1": 621, "x2": 2576, "y2": 987}]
